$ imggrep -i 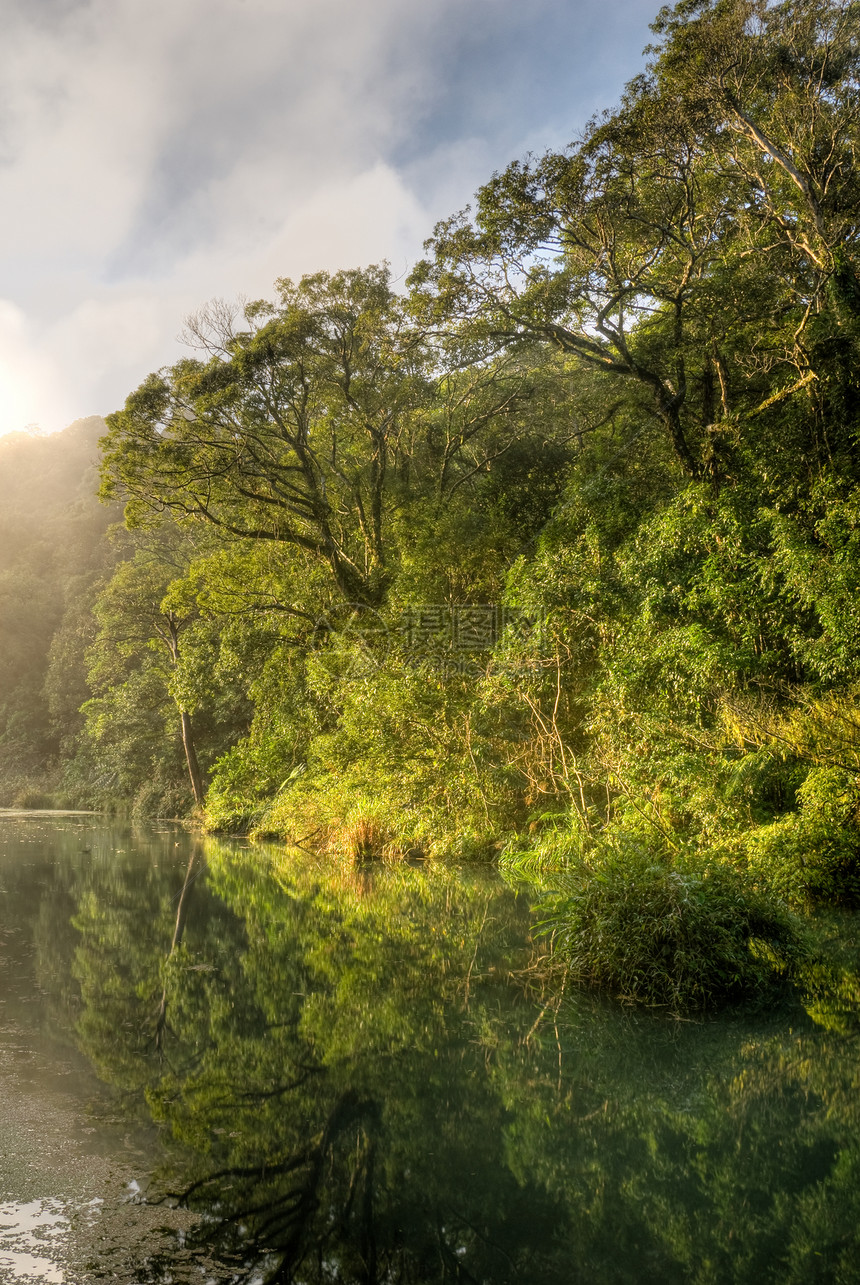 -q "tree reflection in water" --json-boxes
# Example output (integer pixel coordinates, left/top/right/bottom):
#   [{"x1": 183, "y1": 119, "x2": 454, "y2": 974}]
[{"x1": 62, "y1": 835, "x2": 860, "y2": 1284}]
